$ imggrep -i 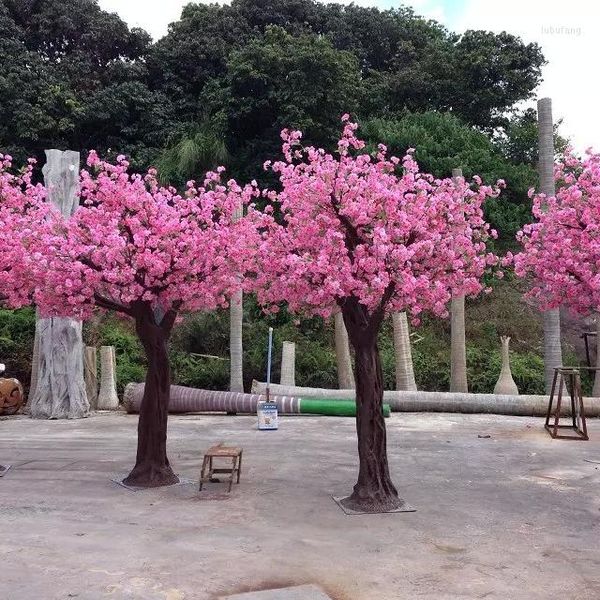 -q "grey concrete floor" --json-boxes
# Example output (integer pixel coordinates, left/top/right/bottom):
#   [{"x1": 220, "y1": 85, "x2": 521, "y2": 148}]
[{"x1": 1, "y1": 412, "x2": 600, "y2": 600}]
